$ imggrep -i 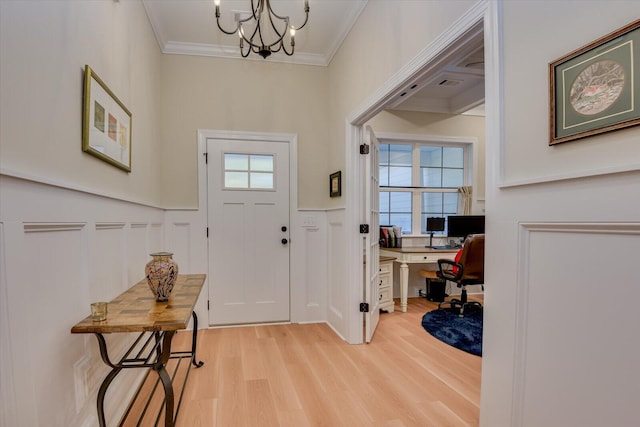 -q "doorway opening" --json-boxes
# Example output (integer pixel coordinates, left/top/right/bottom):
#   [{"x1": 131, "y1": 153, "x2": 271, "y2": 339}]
[{"x1": 346, "y1": 2, "x2": 497, "y2": 344}]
